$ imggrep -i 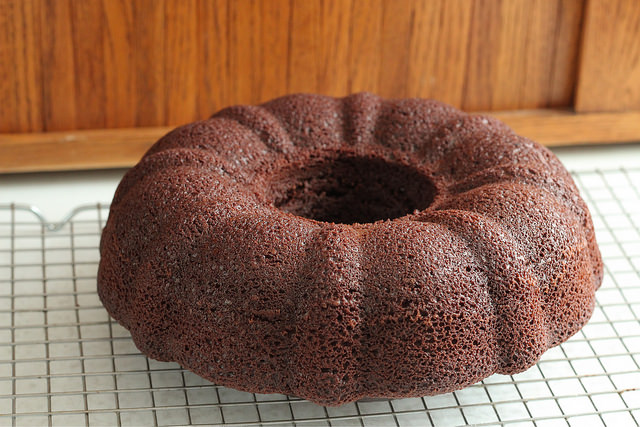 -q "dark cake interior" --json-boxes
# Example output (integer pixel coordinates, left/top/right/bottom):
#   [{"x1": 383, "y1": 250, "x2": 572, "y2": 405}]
[{"x1": 268, "y1": 152, "x2": 437, "y2": 224}]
